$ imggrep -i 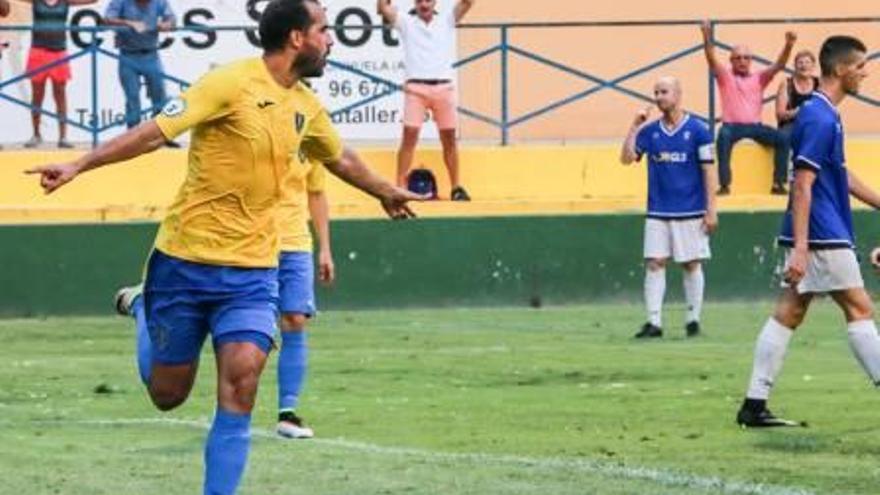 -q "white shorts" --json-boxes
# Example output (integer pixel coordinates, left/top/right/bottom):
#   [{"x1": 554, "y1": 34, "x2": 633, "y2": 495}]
[
  {"x1": 781, "y1": 248, "x2": 864, "y2": 294},
  {"x1": 643, "y1": 218, "x2": 711, "y2": 263}
]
